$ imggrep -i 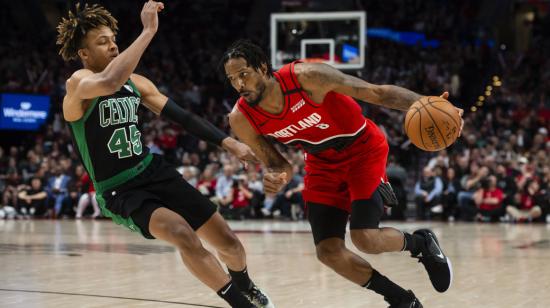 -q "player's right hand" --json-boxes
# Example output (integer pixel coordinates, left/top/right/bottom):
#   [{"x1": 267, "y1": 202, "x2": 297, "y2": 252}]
[
  {"x1": 141, "y1": 0, "x2": 164, "y2": 33},
  {"x1": 263, "y1": 172, "x2": 287, "y2": 194}
]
